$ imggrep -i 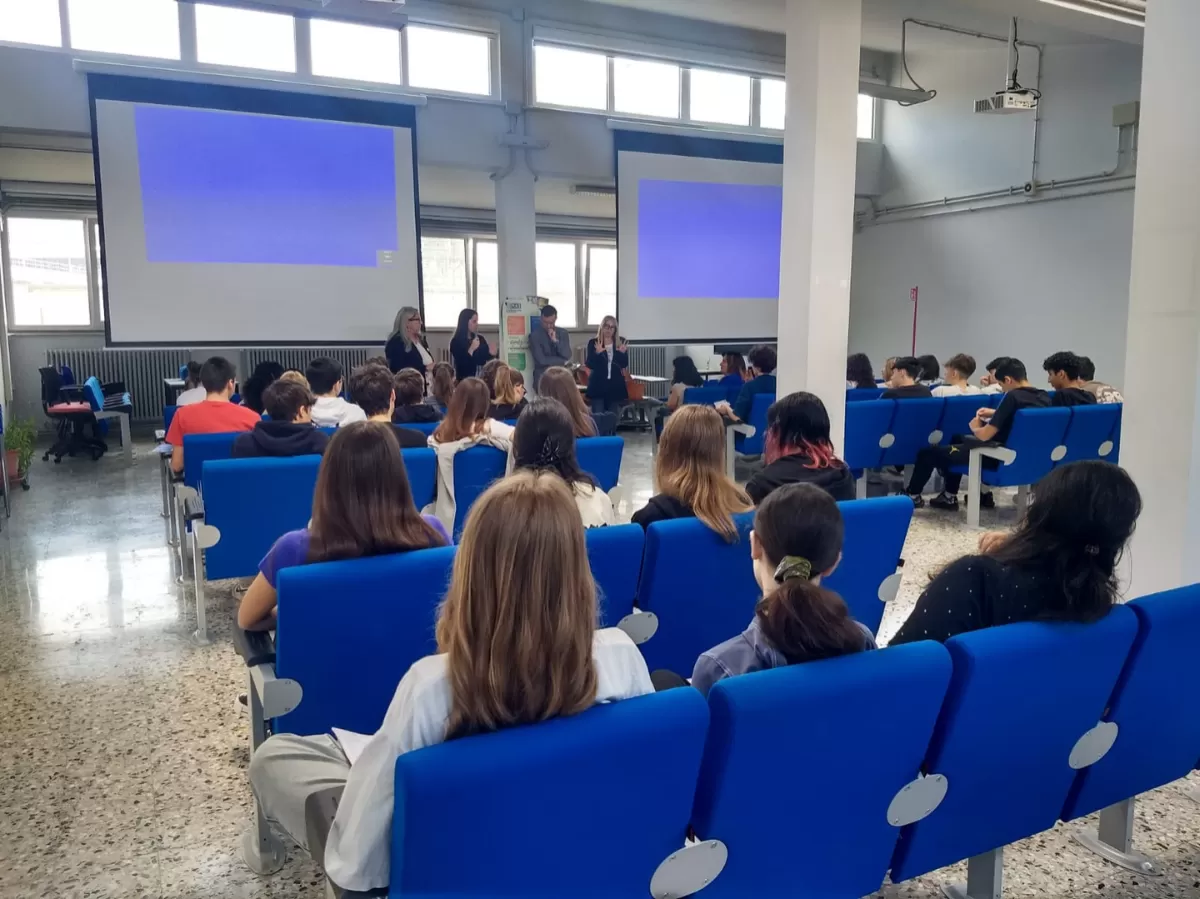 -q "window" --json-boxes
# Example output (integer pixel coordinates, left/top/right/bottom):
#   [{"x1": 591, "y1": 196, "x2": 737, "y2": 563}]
[
  {"x1": 474, "y1": 241, "x2": 499, "y2": 326},
  {"x1": 760, "y1": 77, "x2": 785, "y2": 130},
  {"x1": 0, "y1": 0, "x2": 61, "y2": 46},
  {"x1": 586, "y1": 246, "x2": 617, "y2": 326},
  {"x1": 534, "y1": 44, "x2": 607, "y2": 111},
  {"x1": 420, "y1": 236, "x2": 468, "y2": 328},
  {"x1": 195, "y1": 4, "x2": 295, "y2": 72},
  {"x1": 311, "y1": 18, "x2": 401, "y2": 85},
  {"x1": 689, "y1": 68, "x2": 752, "y2": 126},
  {"x1": 535, "y1": 243, "x2": 577, "y2": 328},
  {"x1": 6, "y1": 218, "x2": 91, "y2": 327},
  {"x1": 613, "y1": 57, "x2": 680, "y2": 119},
  {"x1": 68, "y1": 0, "x2": 179, "y2": 59},
  {"x1": 406, "y1": 25, "x2": 490, "y2": 96},
  {"x1": 857, "y1": 93, "x2": 876, "y2": 140}
]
